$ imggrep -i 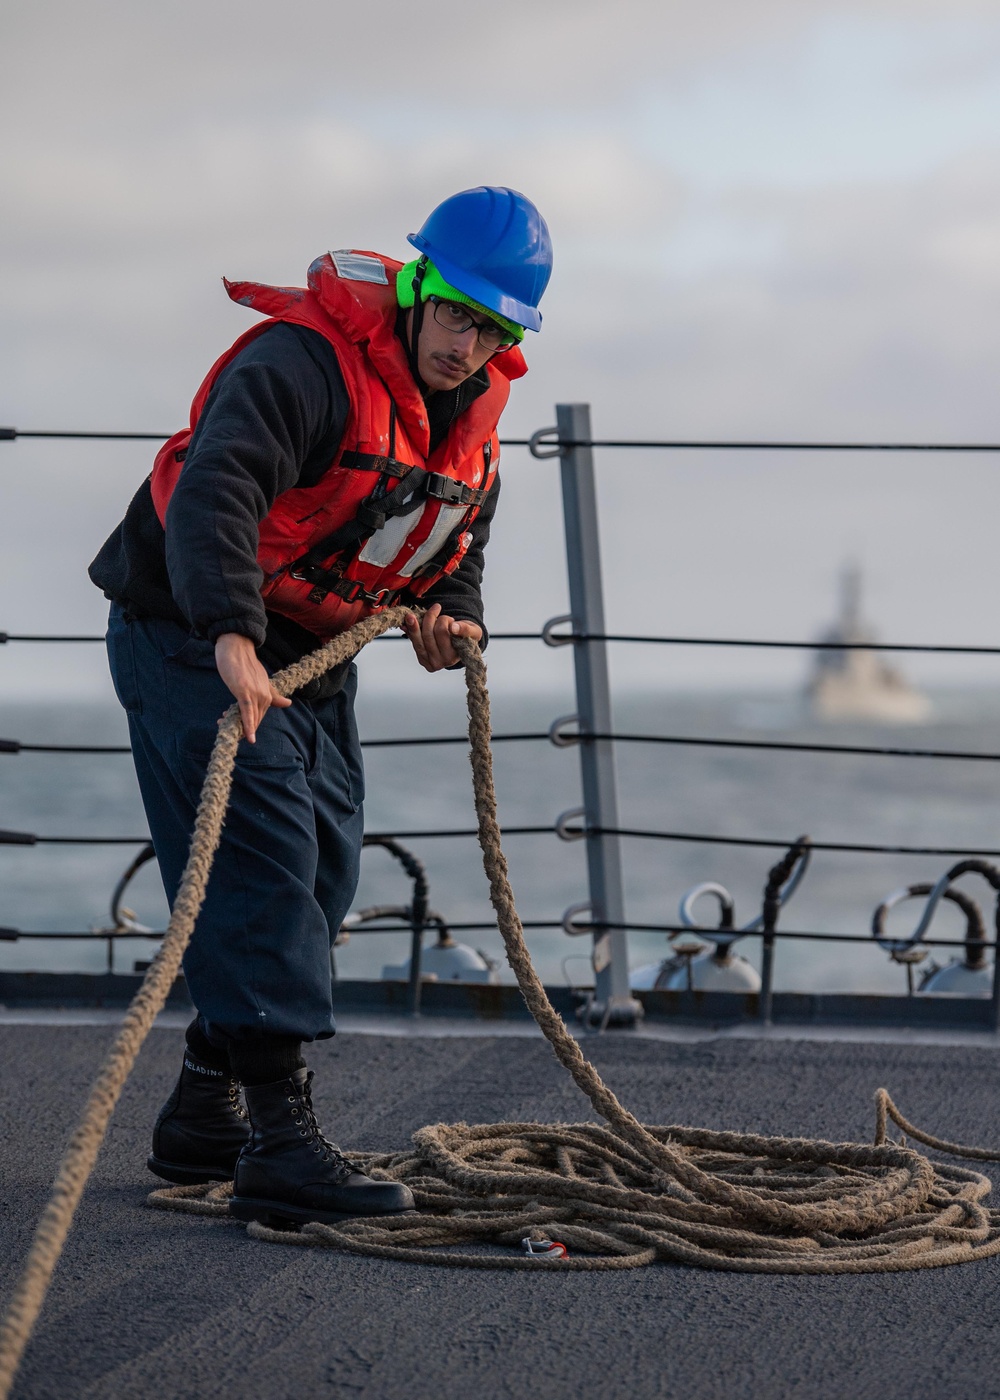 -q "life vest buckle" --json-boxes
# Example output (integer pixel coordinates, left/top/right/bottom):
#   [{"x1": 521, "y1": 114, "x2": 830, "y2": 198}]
[
  {"x1": 332, "y1": 577, "x2": 367, "y2": 605},
  {"x1": 322, "y1": 575, "x2": 403, "y2": 609},
  {"x1": 425, "y1": 473, "x2": 489, "y2": 508},
  {"x1": 425, "y1": 473, "x2": 467, "y2": 506},
  {"x1": 292, "y1": 562, "x2": 401, "y2": 610},
  {"x1": 364, "y1": 585, "x2": 401, "y2": 608}
]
